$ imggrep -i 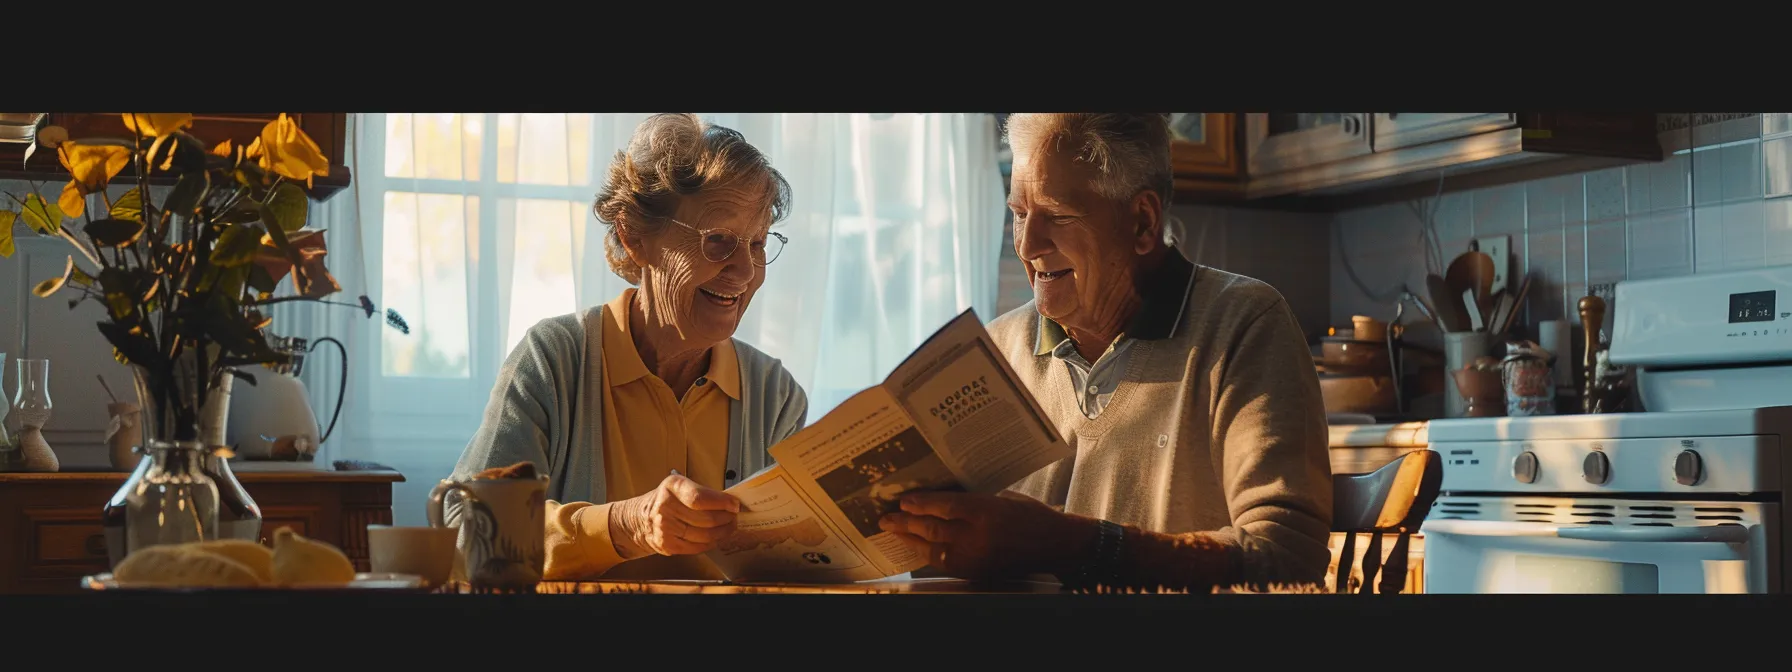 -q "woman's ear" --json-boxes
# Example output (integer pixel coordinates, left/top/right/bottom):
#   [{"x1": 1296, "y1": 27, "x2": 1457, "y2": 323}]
[{"x1": 616, "y1": 215, "x2": 650, "y2": 267}]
